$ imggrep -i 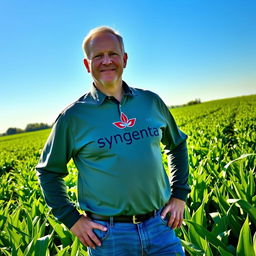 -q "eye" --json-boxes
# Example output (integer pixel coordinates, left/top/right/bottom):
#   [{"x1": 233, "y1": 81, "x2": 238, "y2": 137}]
[
  {"x1": 110, "y1": 52, "x2": 118, "y2": 56},
  {"x1": 93, "y1": 54, "x2": 103, "y2": 59}
]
